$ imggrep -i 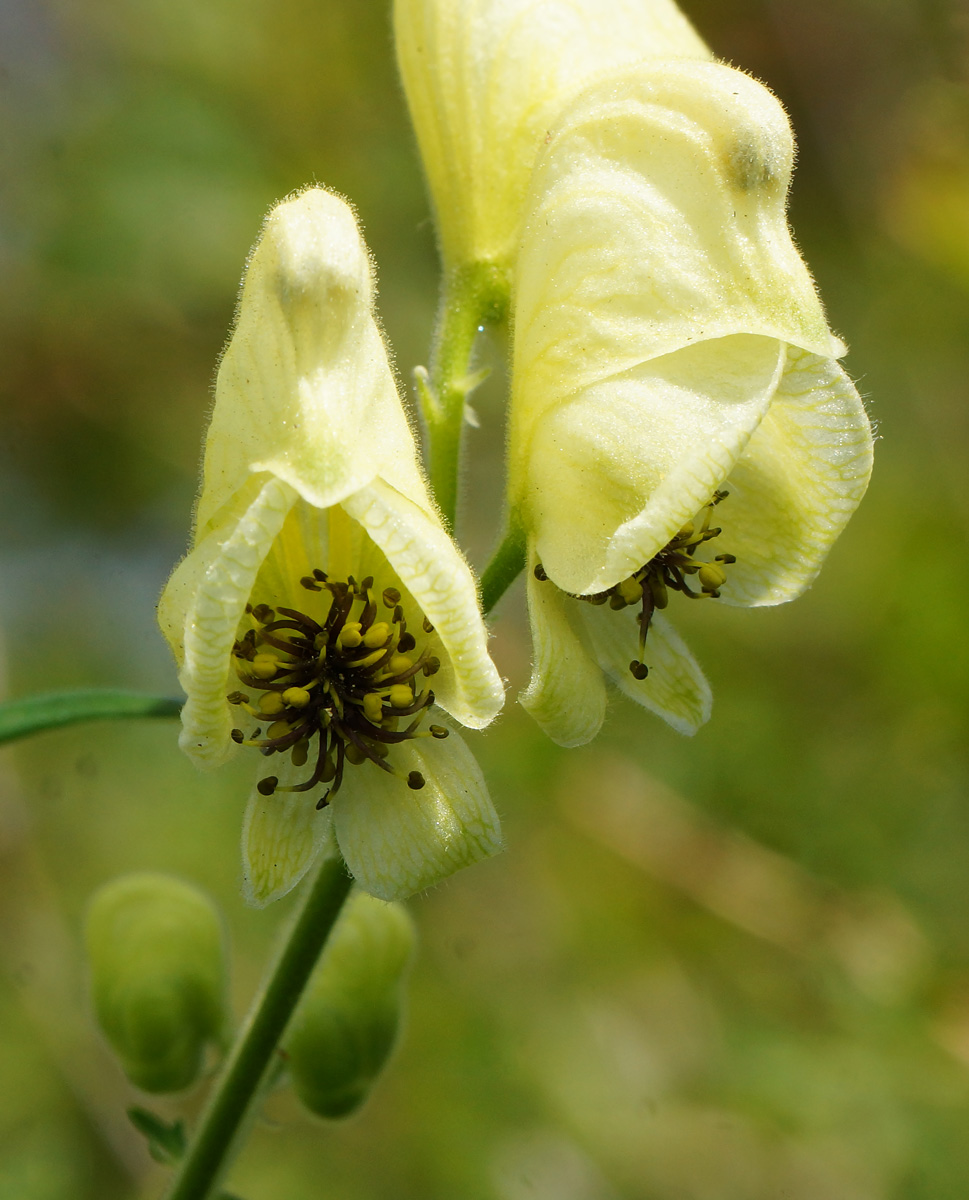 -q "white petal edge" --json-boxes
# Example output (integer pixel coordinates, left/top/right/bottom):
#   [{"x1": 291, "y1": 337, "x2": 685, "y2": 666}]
[
  {"x1": 715, "y1": 347, "x2": 874, "y2": 606},
  {"x1": 331, "y1": 731, "x2": 502, "y2": 902},
  {"x1": 177, "y1": 475, "x2": 298, "y2": 767},
  {"x1": 241, "y1": 755, "x2": 339, "y2": 908},
  {"x1": 580, "y1": 605, "x2": 711, "y2": 736},
  {"x1": 520, "y1": 557, "x2": 607, "y2": 748},
  {"x1": 342, "y1": 480, "x2": 504, "y2": 729}
]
